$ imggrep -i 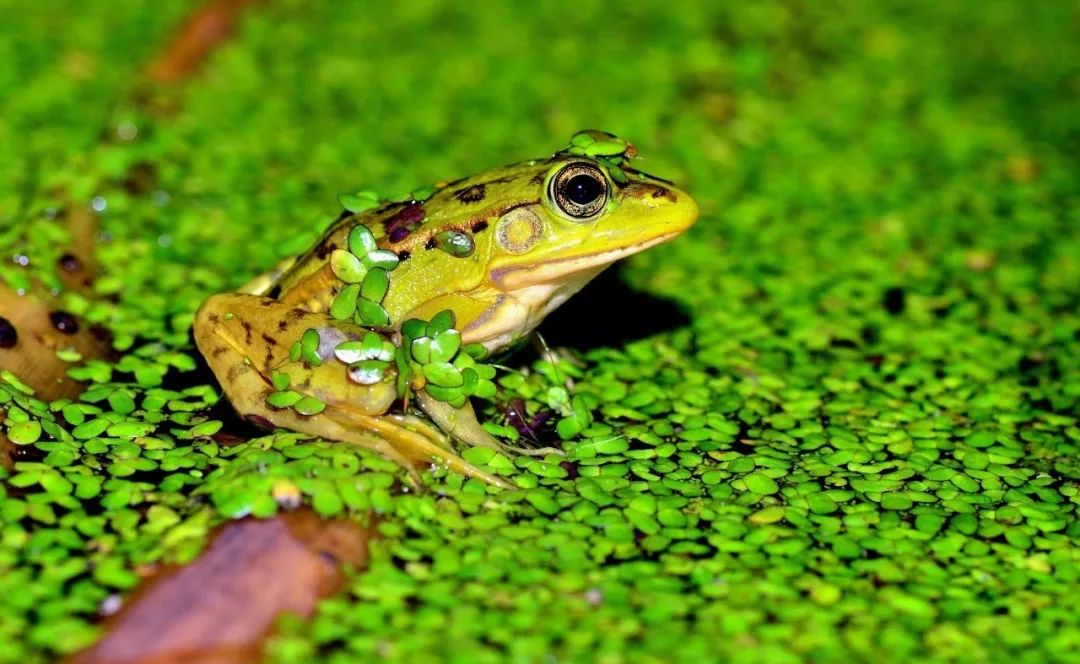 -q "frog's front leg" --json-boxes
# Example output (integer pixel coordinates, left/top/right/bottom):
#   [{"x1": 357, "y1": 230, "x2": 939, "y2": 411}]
[{"x1": 194, "y1": 293, "x2": 510, "y2": 488}]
